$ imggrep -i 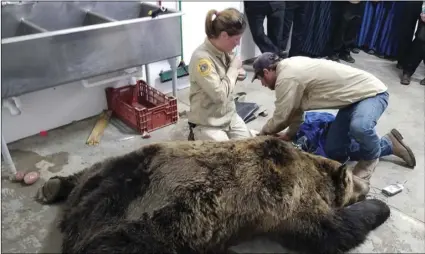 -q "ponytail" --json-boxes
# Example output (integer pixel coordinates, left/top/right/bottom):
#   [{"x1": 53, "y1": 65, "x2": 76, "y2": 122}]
[
  {"x1": 204, "y1": 8, "x2": 246, "y2": 39},
  {"x1": 205, "y1": 9, "x2": 217, "y2": 38}
]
